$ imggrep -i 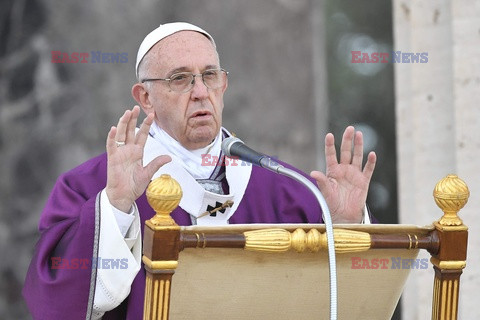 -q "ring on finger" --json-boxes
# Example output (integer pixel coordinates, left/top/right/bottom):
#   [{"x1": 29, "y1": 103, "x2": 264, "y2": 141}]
[{"x1": 115, "y1": 140, "x2": 126, "y2": 147}]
